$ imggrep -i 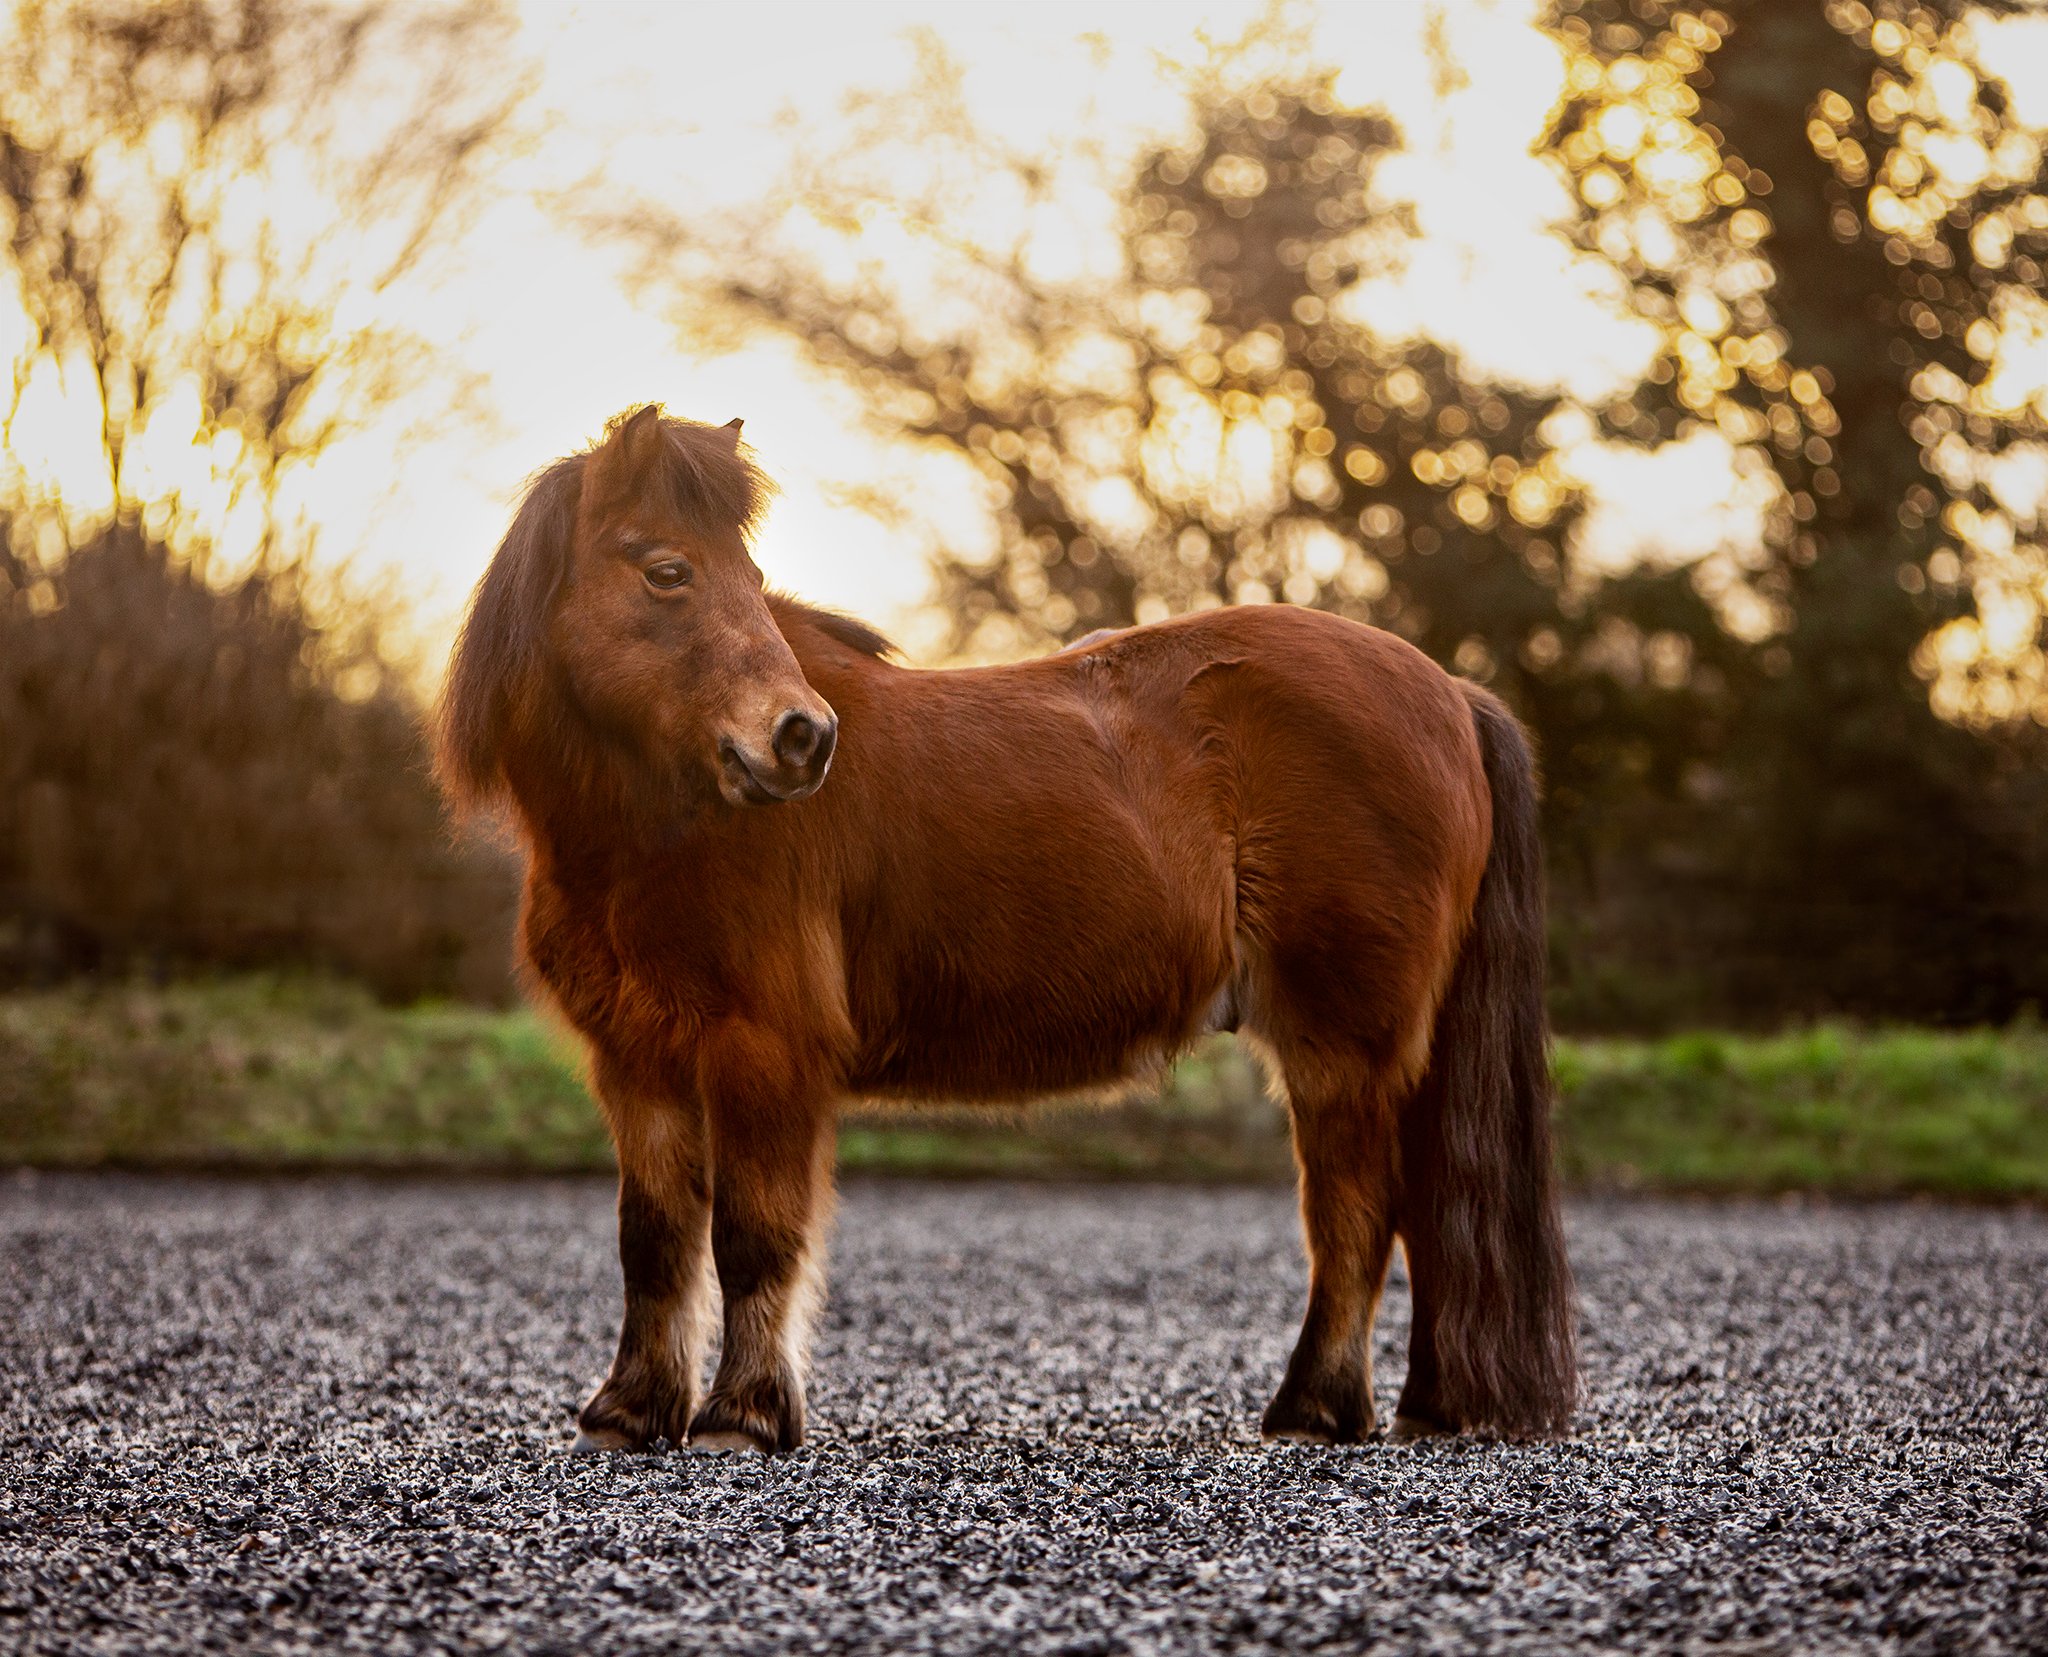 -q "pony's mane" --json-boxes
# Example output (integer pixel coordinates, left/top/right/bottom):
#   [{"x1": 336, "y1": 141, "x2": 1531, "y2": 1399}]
[
  {"x1": 438, "y1": 453, "x2": 580, "y2": 814},
  {"x1": 775, "y1": 597, "x2": 894, "y2": 661}
]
